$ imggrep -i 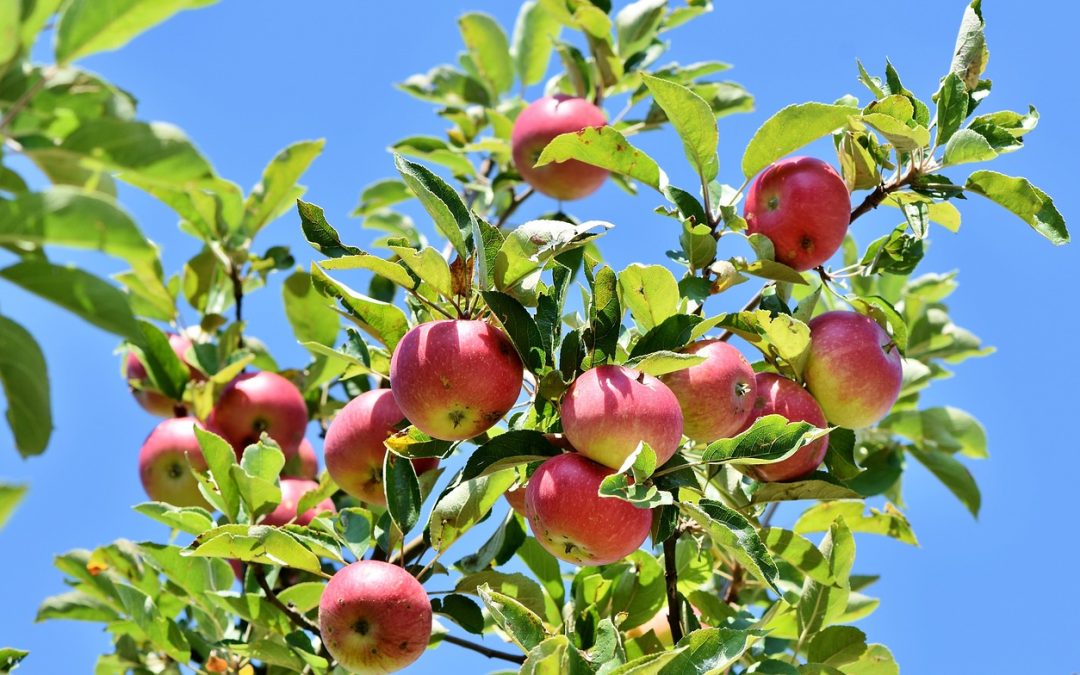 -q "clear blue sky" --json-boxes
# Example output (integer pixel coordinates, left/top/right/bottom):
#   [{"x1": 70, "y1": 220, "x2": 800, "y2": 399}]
[{"x1": 2, "y1": 2, "x2": 1077, "y2": 673}]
